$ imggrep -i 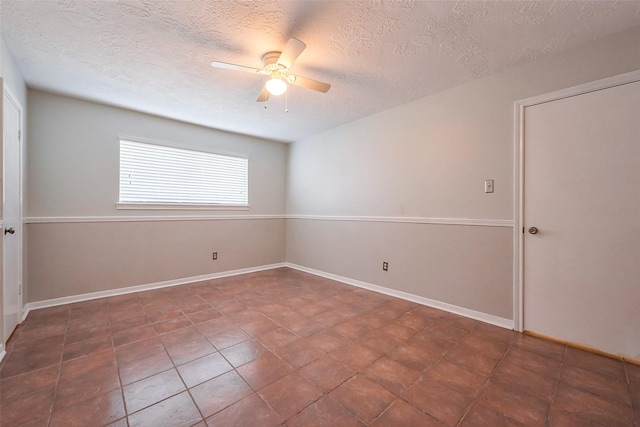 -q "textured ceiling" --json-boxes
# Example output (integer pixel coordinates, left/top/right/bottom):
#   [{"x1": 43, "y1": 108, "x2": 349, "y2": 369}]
[{"x1": 3, "y1": 0, "x2": 640, "y2": 143}]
